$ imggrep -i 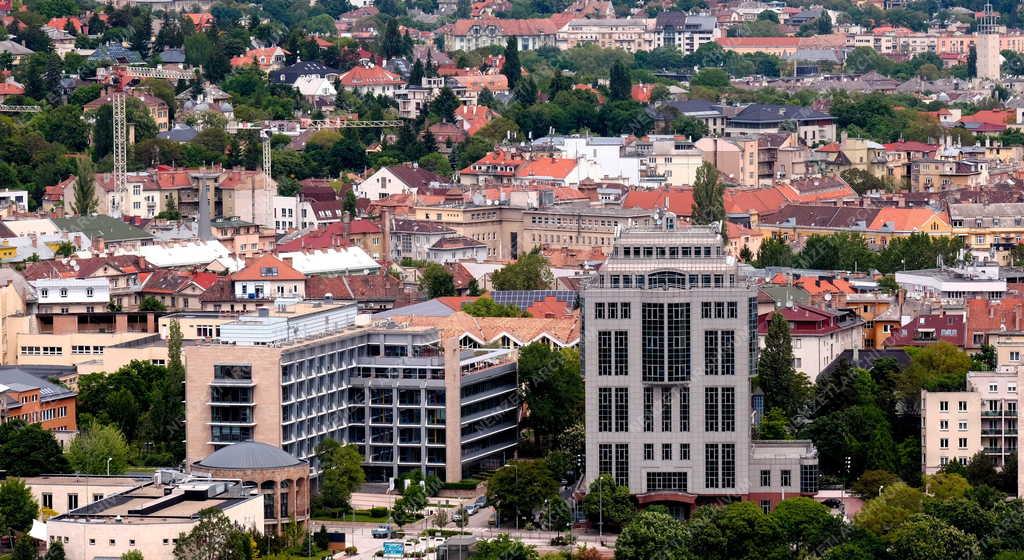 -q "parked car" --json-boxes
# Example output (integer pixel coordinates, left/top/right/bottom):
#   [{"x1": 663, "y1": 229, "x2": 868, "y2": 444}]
[
  {"x1": 473, "y1": 496, "x2": 487, "y2": 508},
  {"x1": 371, "y1": 525, "x2": 393, "y2": 538},
  {"x1": 465, "y1": 504, "x2": 479, "y2": 516}
]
